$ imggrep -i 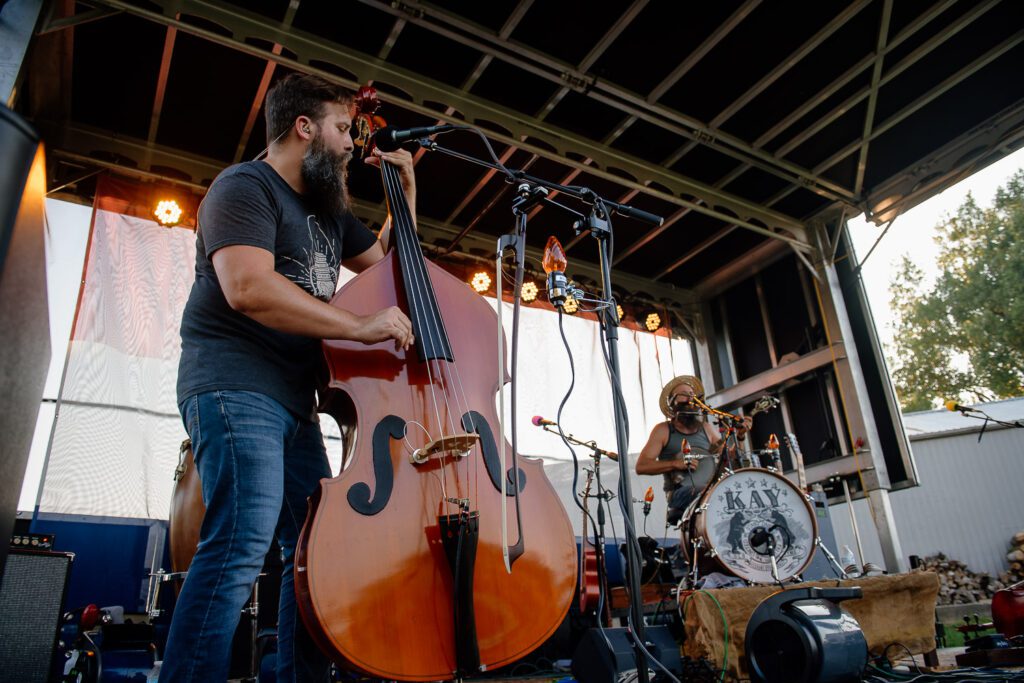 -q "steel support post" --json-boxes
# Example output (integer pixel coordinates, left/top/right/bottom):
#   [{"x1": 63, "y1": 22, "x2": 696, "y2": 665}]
[{"x1": 819, "y1": 246, "x2": 907, "y2": 573}]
